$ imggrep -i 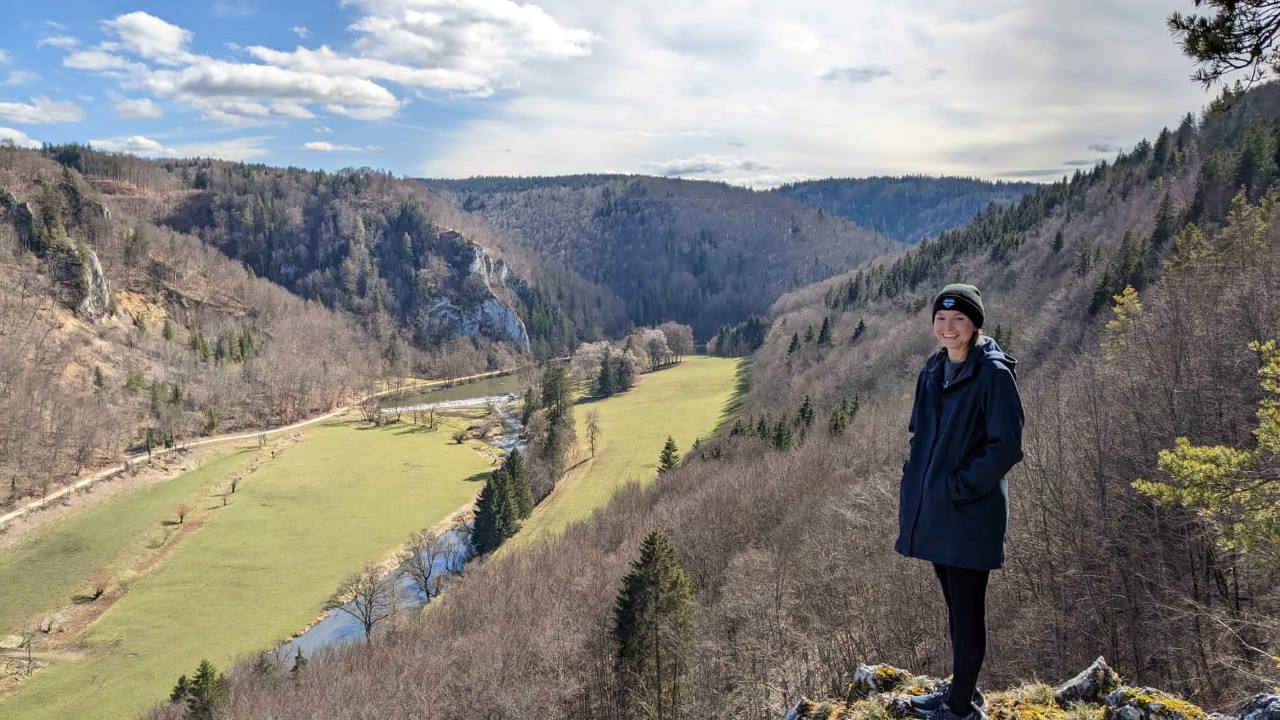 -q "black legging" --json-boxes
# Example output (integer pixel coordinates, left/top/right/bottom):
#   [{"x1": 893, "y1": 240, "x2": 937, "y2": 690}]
[{"x1": 932, "y1": 563, "x2": 990, "y2": 715}]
